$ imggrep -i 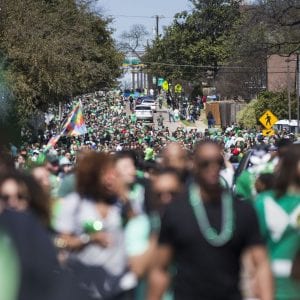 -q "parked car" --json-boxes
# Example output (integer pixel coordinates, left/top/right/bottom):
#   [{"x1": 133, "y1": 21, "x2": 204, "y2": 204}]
[
  {"x1": 233, "y1": 149, "x2": 253, "y2": 182},
  {"x1": 233, "y1": 145, "x2": 272, "y2": 189},
  {"x1": 136, "y1": 96, "x2": 155, "y2": 106},
  {"x1": 141, "y1": 98, "x2": 157, "y2": 112},
  {"x1": 135, "y1": 97, "x2": 143, "y2": 105},
  {"x1": 134, "y1": 105, "x2": 154, "y2": 123}
]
